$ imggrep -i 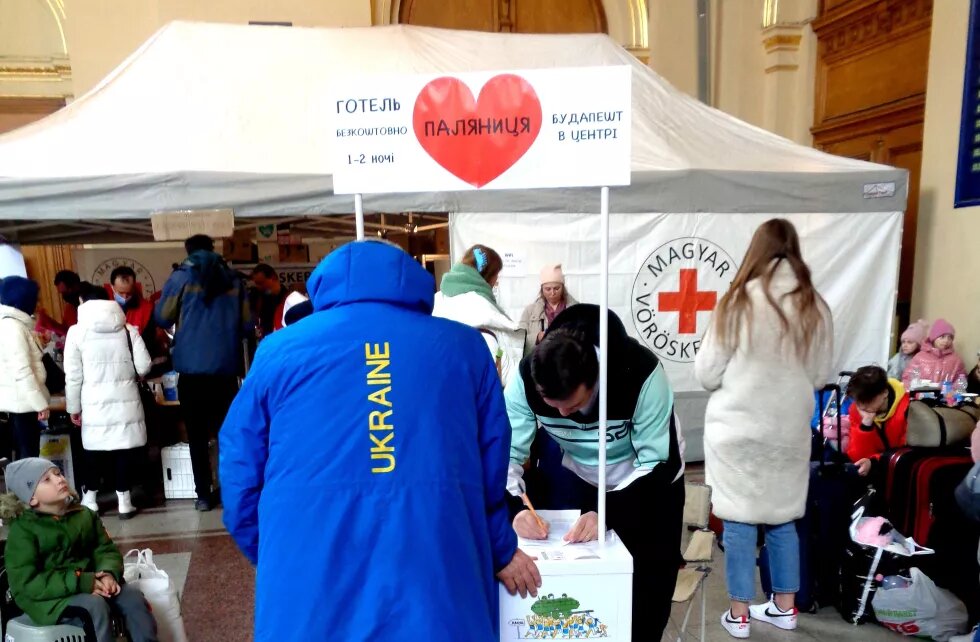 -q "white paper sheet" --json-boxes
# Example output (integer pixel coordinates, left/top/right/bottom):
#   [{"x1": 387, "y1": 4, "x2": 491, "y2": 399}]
[{"x1": 517, "y1": 509, "x2": 601, "y2": 561}]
